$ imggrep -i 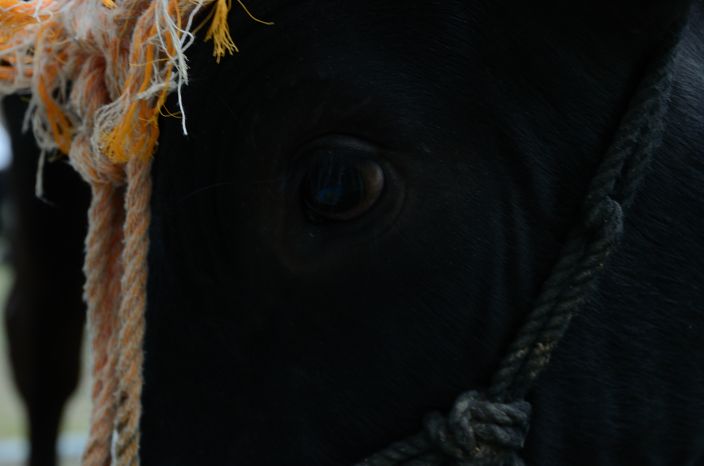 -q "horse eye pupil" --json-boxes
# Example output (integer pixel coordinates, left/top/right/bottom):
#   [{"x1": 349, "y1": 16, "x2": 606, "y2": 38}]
[
  {"x1": 315, "y1": 184, "x2": 358, "y2": 207},
  {"x1": 301, "y1": 152, "x2": 383, "y2": 222}
]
